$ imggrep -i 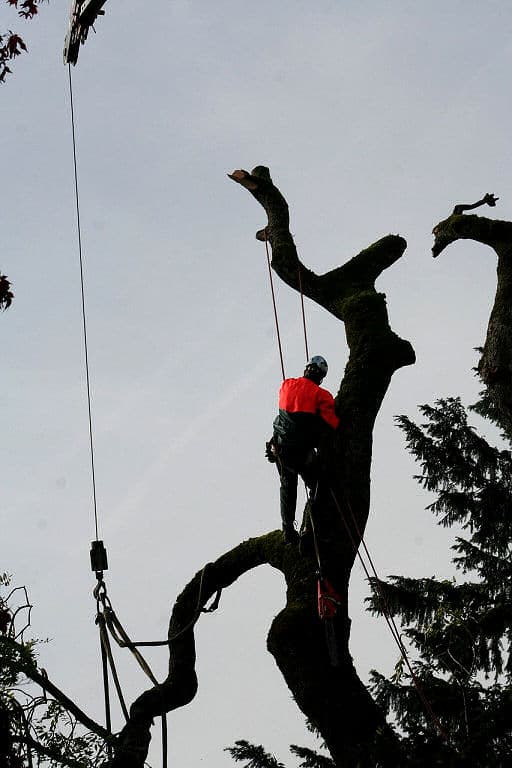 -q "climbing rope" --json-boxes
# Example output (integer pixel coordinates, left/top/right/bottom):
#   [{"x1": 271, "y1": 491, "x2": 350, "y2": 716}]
[
  {"x1": 263, "y1": 236, "x2": 311, "y2": 379},
  {"x1": 301, "y1": 476, "x2": 448, "y2": 739},
  {"x1": 264, "y1": 238, "x2": 286, "y2": 380},
  {"x1": 327, "y1": 486, "x2": 449, "y2": 743},
  {"x1": 296, "y1": 260, "x2": 309, "y2": 362}
]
